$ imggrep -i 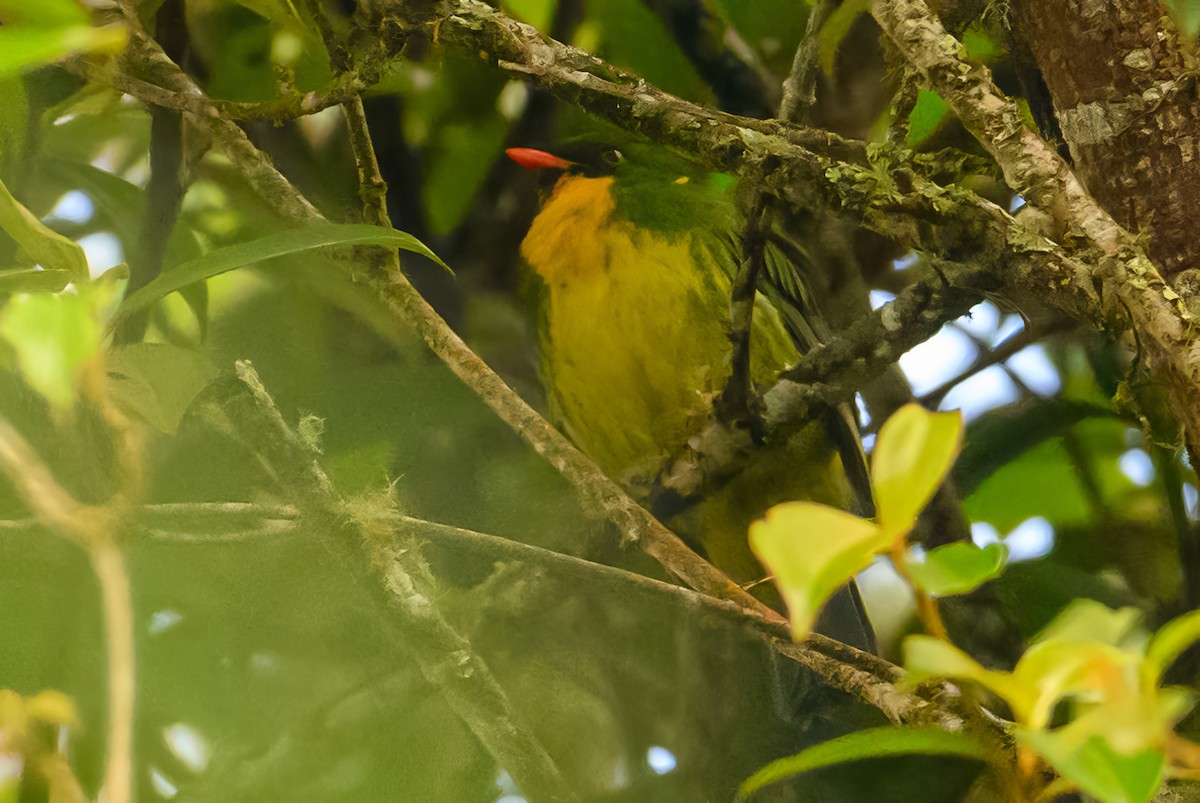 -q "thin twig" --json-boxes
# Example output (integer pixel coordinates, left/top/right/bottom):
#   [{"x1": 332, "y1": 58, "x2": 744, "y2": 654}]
[
  {"x1": 0, "y1": 415, "x2": 136, "y2": 803},
  {"x1": 919, "y1": 320, "x2": 1061, "y2": 407}
]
